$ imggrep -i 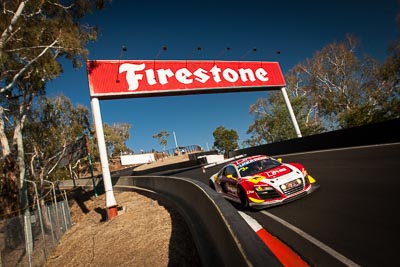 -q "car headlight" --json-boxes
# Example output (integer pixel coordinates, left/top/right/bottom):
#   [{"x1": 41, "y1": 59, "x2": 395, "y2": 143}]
[{"x1": 280, "y1": 179, "x2": 302, "y2": 191}]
